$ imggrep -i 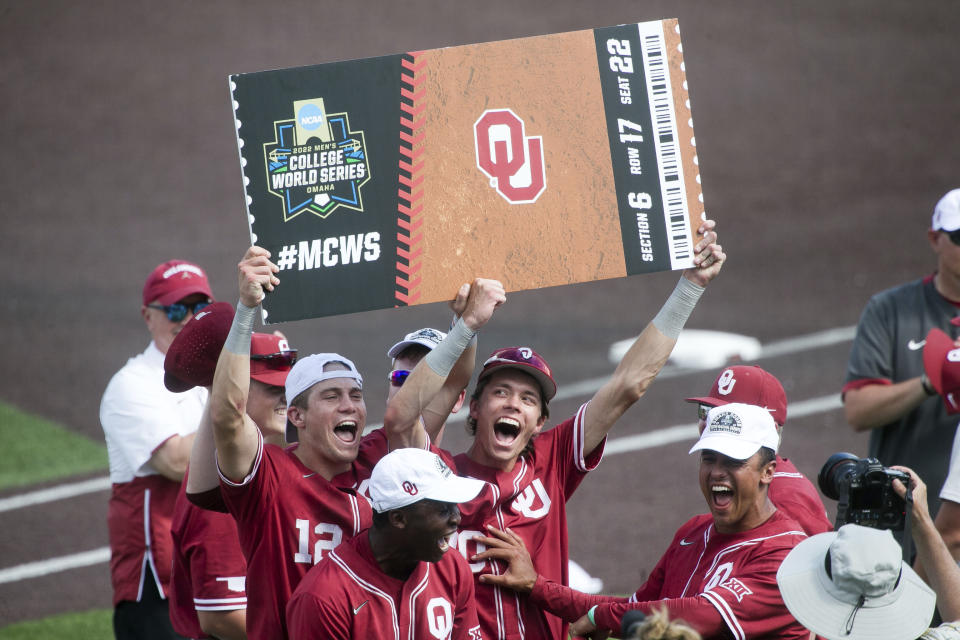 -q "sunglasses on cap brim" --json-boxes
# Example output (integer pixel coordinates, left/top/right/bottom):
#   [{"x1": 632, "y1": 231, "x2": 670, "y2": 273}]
[
  {"x1": 251, "y1": 350, "x2": 298, "y2": 368},
  {"x1": 388, "y1": 370, "x2": 410, "y2": 387}
]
